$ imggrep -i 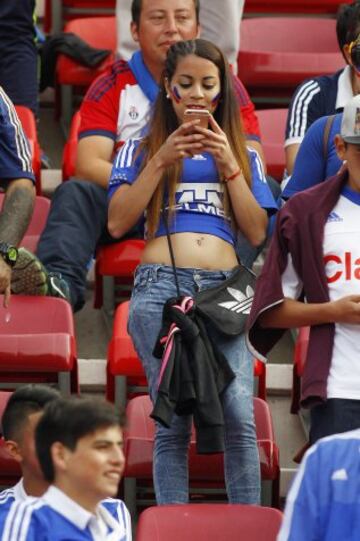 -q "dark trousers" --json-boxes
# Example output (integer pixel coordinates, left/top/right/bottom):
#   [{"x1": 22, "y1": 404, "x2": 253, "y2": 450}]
[
  {"x1": 310, "y1": 398, "x2": 360, "y2": 444},
  {"x1": 36, "y1": 180, "x2": 141, "y2": 311},
  {"x1": 0, "y1": 42, "x2": 38, "y2": 116}
]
